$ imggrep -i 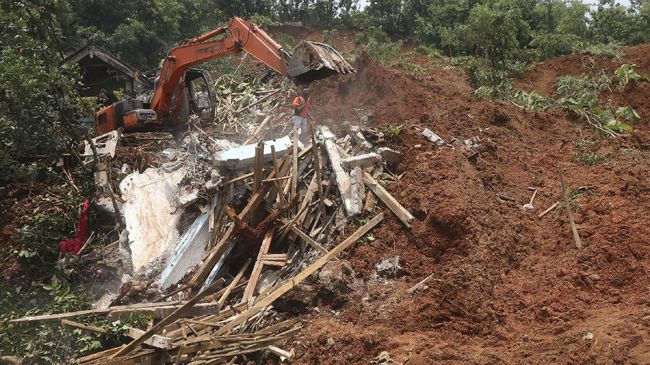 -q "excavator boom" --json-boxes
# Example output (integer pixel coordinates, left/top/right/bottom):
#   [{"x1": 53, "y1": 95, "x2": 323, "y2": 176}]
[{"x1": 95, "y1": 17, "x2": 354, "y2": 134}]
